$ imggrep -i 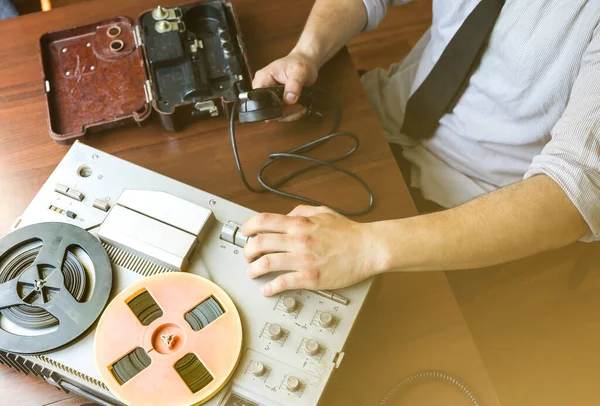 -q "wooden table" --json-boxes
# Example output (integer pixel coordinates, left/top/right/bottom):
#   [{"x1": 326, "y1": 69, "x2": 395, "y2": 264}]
[{"x1": 0, "y1": 1, "x2": 500, "y2": 405}]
